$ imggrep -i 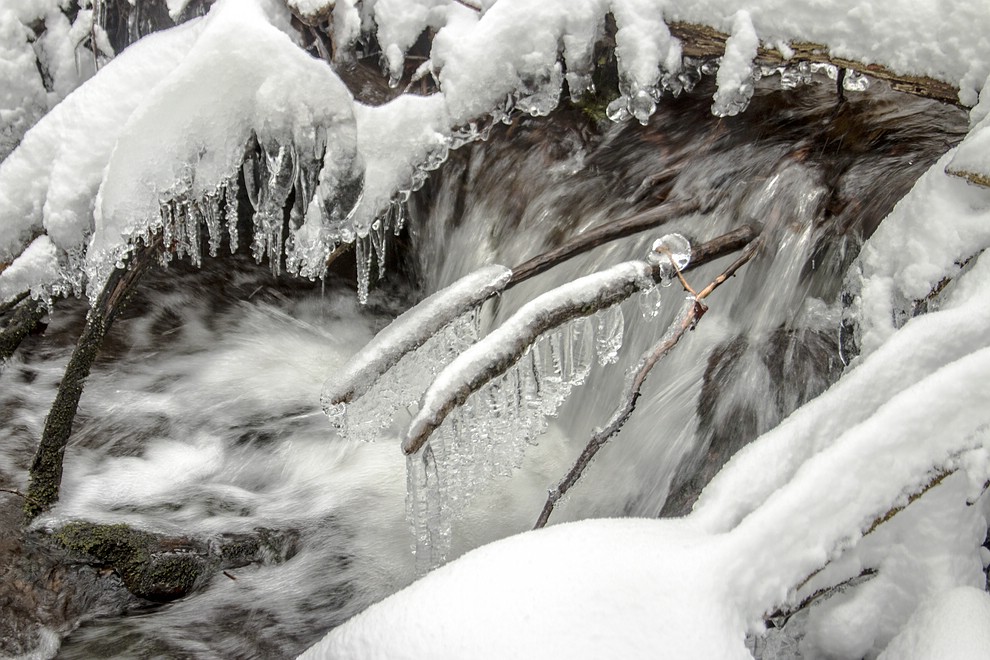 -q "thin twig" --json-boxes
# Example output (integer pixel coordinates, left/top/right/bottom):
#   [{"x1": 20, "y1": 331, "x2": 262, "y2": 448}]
[
  {"x1": 766, "y1": 568, "x2": 877, "y2": 629},
  {"x1": 534, "y1": 239, "x2": 762, "y2": 529},
  {"x1": 1, "y1": 487, "x2": 43, "y2": 508},
  {"x1": 506, "y1": 200, "x2": 700, "y2": 289},
  {"x1": 452, "y1": 0, "x2": 483, "y2": 11}
]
